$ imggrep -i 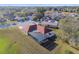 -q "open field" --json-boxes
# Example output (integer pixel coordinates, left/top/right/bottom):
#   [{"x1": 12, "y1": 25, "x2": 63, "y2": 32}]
[
  {"x1": 0, "y1": 27, "x2": 50, "y2": 54},
  {"x1": 0, "y1": 27, "x2": 79, "y2": 54}
]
